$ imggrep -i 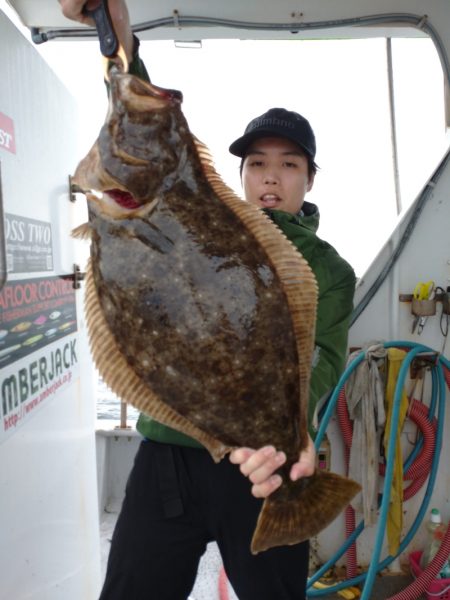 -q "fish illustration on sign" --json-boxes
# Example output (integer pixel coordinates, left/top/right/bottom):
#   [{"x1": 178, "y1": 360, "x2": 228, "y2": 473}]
[{"x1": 72, "y1": 67, "x2": 360, "y2": 553}]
